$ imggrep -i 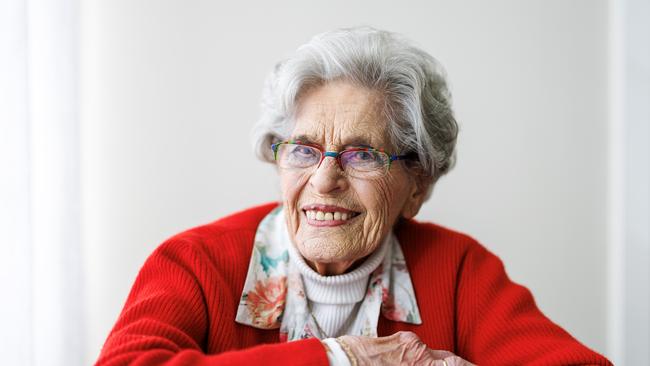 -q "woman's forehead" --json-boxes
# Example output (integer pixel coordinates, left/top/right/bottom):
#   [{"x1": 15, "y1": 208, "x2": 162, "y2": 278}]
[
  {"x1": 291, "y1": 82, "x2": 390, "y2": 147},
  {"x1": 290, "y1": 117, "x2": 389, "y2": 148}
]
